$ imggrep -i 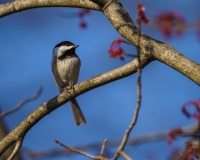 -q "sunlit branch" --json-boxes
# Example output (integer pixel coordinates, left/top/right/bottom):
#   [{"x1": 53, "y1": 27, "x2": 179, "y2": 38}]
[
  {"x1": 0, "y1": 0, "x2": 100, "y2": 18},
  {"x1": 0, "y1": 52, "x2": 153, "y2": 156}
]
